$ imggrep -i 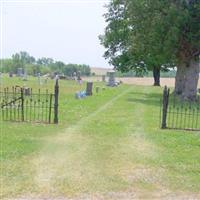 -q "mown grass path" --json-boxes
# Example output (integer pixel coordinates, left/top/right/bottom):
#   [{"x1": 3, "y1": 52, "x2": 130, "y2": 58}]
[
  {"x1": 1, "y1": 83, "x2": 200, "y2": 199},
  {"x1": 32, "y1": 87, "x2": 133, "y2": 194}
]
